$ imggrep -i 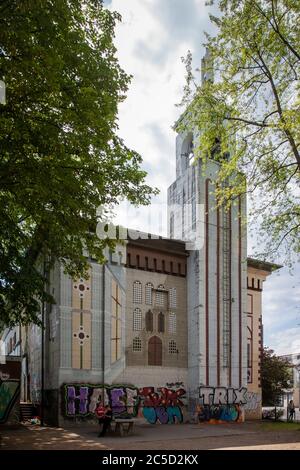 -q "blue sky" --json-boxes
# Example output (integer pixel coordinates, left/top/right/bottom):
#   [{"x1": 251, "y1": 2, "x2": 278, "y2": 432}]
[{"x1": 104, "y1": 0, "x2": 300, "y2": 355}]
